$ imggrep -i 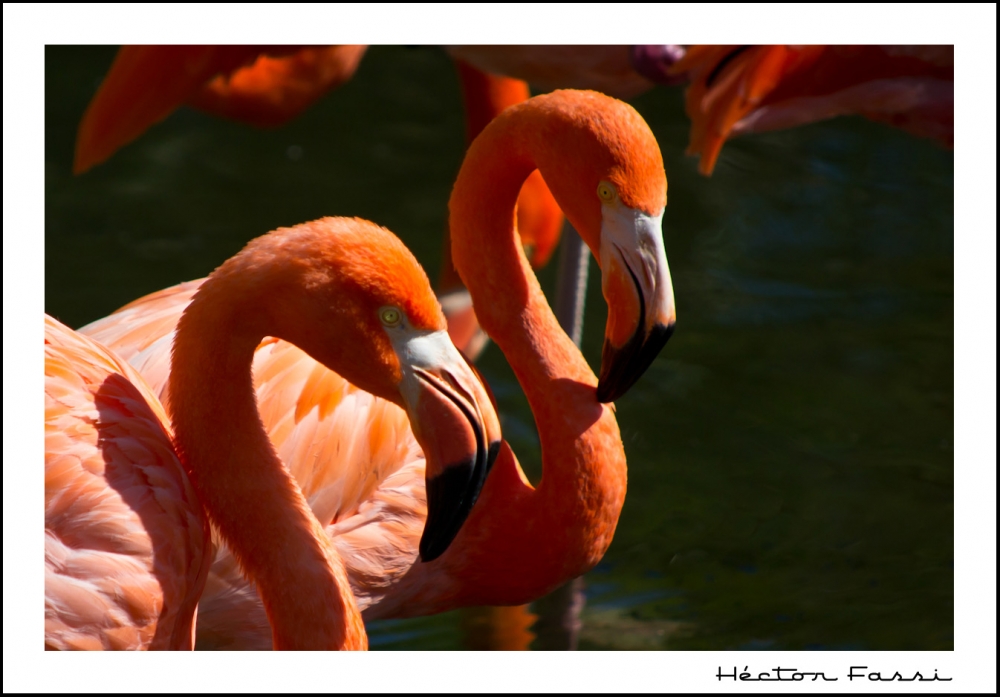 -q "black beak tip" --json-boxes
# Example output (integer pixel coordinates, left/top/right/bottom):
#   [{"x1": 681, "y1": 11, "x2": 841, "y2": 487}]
[
  {"x1": 596, "y1": 321, "x2": 675, "y2": 404},
  {"x1": 418, "y1": 533, "x2": 446, "y2": 563},
  {"x1": 418, "y1": 440, "x2": 501, "y2": 563},
  {"x1": 418, "y1": 462, "x2": 474, "y2": 563}
]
